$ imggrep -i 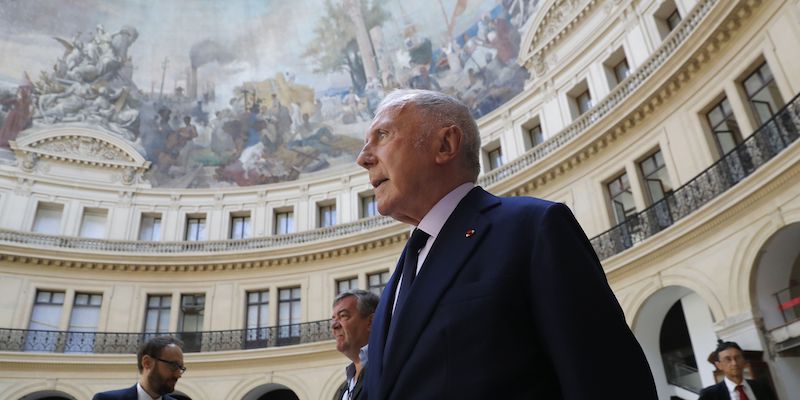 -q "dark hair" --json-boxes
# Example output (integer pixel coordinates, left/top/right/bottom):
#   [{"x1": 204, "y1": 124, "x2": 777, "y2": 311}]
[
  {"x1": 333, "y1": 289, "x2": 380, "y2": 317},
  {"x1": 137, "y1": 335, "x2": 183, "y2": 373},
  {"x1": 712, "y1": 340, "x2": 743, "y2": 362}
]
